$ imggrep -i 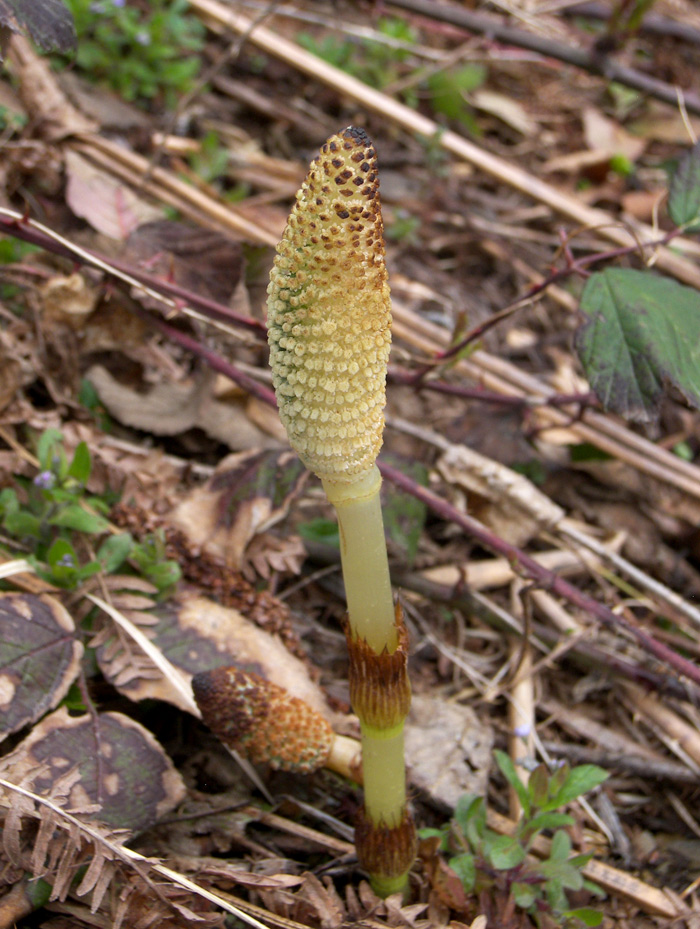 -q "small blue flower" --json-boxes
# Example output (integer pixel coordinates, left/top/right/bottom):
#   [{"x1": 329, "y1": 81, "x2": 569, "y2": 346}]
[
  {"x1": 56, "y1": 554, "x2": 75, "y2": 568},
  {"x1": 34, "y1": 470, "x2": 55, "y2": 490},
  {"x1": 513, "y1": 722, "x2": 531, "y2": 739},
  {"x1": 135, "y1": 29, "x2": 151, "y2": 46},
  {"x1": 112, "y1": 0, "x2": 126, "y2": 6}
]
